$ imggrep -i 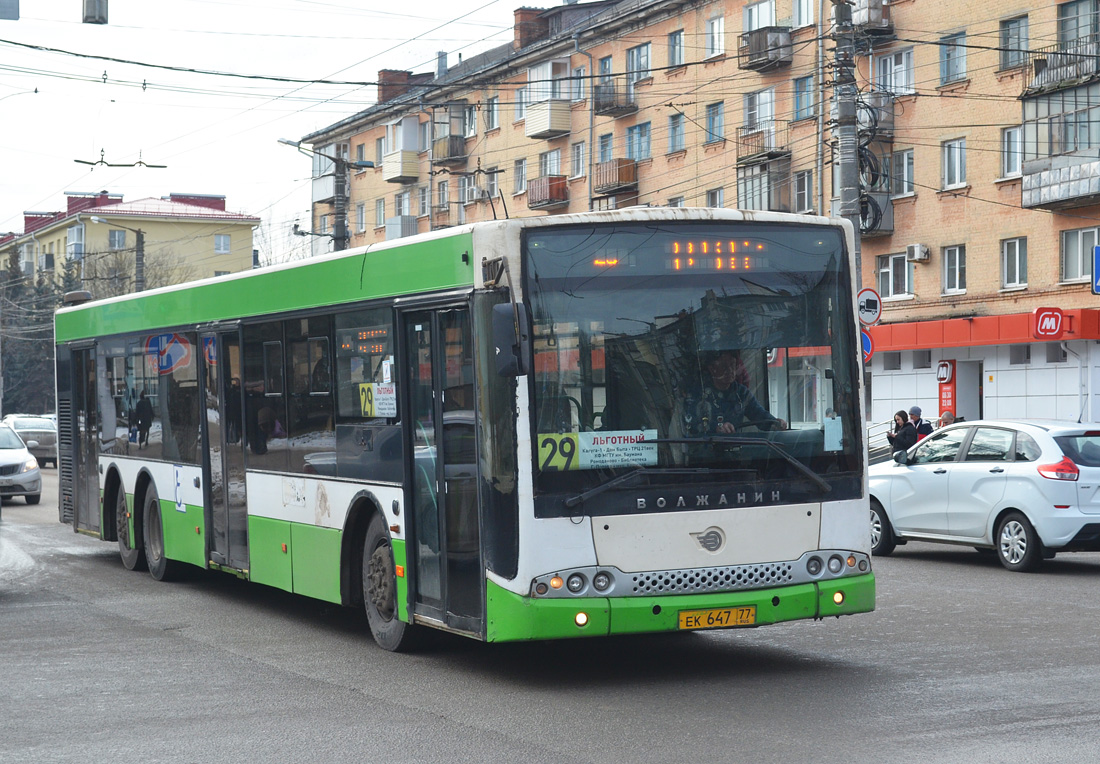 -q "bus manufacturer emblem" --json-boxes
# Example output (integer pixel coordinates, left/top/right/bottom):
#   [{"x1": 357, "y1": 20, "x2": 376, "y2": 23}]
[{"x1": 691, "y1": 527, "x2": 725, "y2": 553}]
